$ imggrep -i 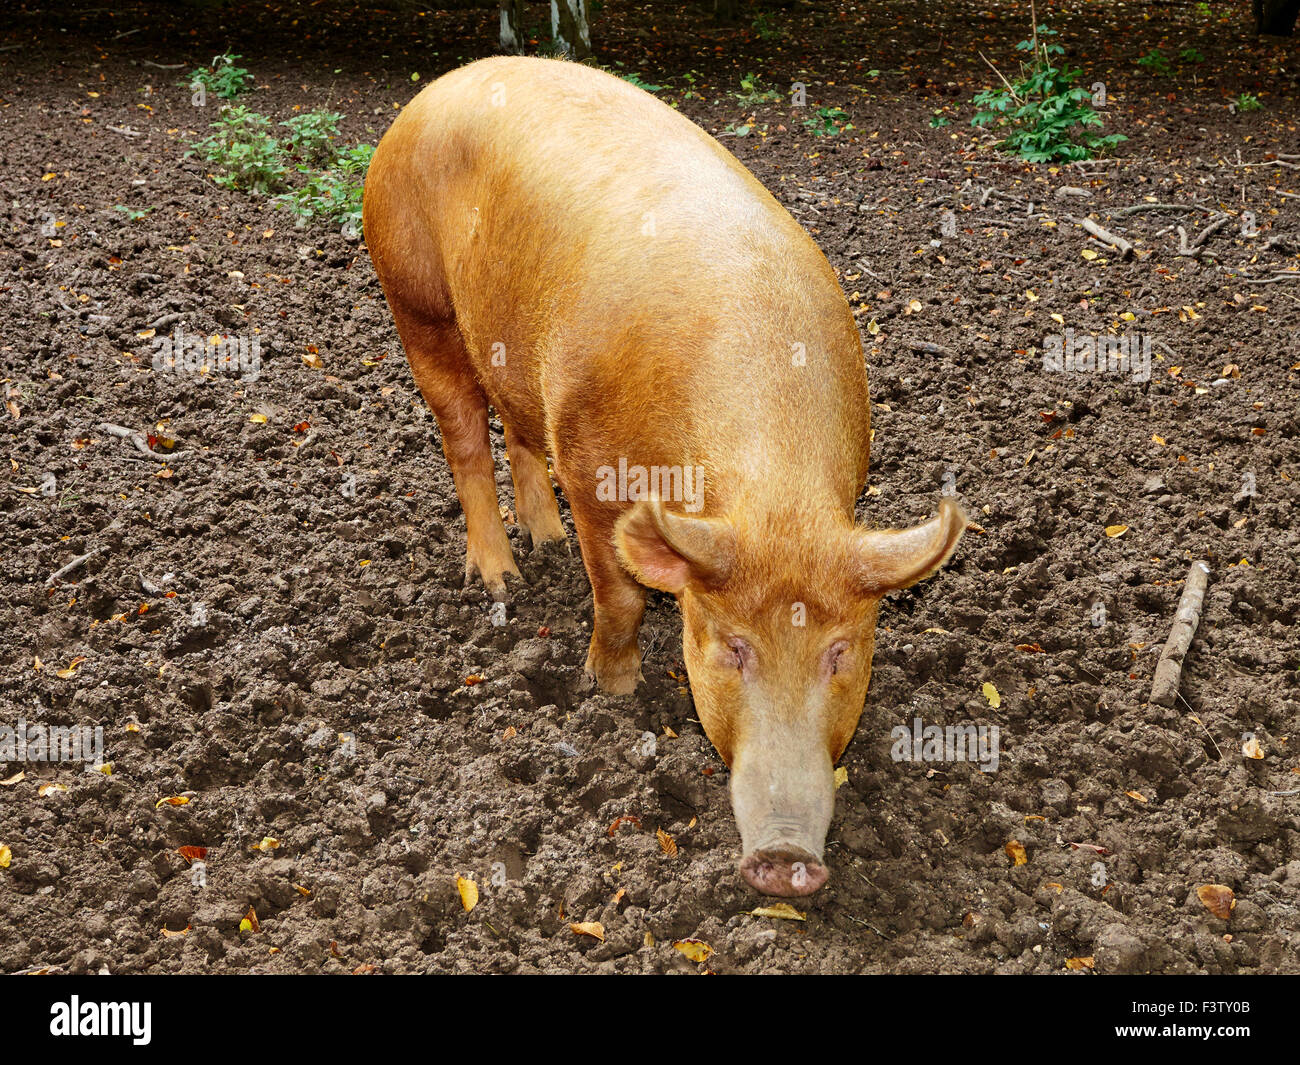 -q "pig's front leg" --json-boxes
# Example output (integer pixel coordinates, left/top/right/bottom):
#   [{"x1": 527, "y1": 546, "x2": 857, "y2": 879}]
[{"x1": 570, "y1": 505, "x2": 647, "y2": 694}]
